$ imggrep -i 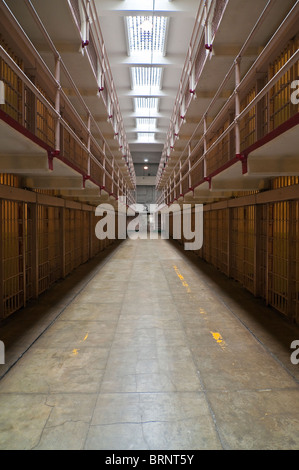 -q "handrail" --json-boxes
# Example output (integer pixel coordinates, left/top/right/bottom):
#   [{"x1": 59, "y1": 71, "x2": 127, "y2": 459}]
[
  {"x1": 159, "y1": 0, "x2": 227, "y2": 176},
  {"x1": 0, "y1": 0, "x2": 135, "y2": 201},
  {"x1": 156, "y1": 0, "x2": 299, "y2": 203},
  {"x1": 156, "y1": 0, "x2": 284, "y2": 188},
  {"x1": 71, "y1": 0, "x2": 136, "y2": 185},
  {"x1": 0, "y1": 44, "x2": 120, "y2": 191},
  {"x1": 0, "y1": 46, "x2": 59, "y2": 118},
  {"x1": 157, "y1": 42, "x2": 299, "y2": 206},
  {"x1": 23, "y1": 0, "x2": 135, "y2": 189}
]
